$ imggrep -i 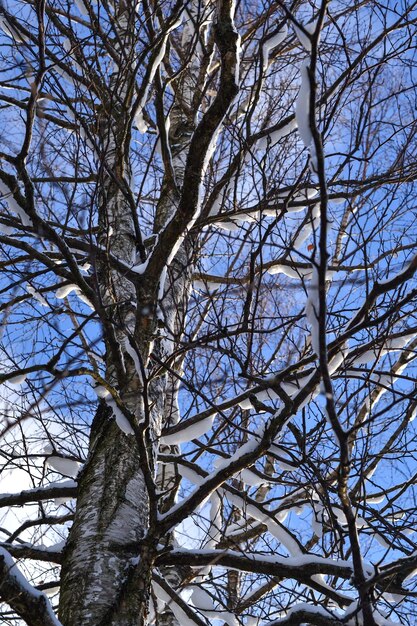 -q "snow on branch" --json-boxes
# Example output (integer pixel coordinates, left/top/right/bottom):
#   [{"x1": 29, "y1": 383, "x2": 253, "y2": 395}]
[
  {"x1": 0, "y1": 547, "x2": 62, "y2": 626},
  {"x1": 261, "y1": 25, "x2": 288, "y2": 72},
  {"x1": 152, "y1": 573, "x2": 208, "y2": 626},
  {"x1": 160, "y1": 413, "x2": 215, "y2": 445},
  {"x1": 157, "y1": 548, "x2": 354, "y2": 581},
  {"x1": 265, "y1": 603, "x2": 345, "y2": 626},
  {"x1": 0, "y1": 541, "x2": 64, "y2": 565},
  {"x1": 0, "y1": 481, "x2": 77, "y2": 508},
  {"x1": 0, "y1": 176, "x2": 32, "y2": 227},
  {"x1": 133, "y1": 10, "x2": 184, "y2": 133}
]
